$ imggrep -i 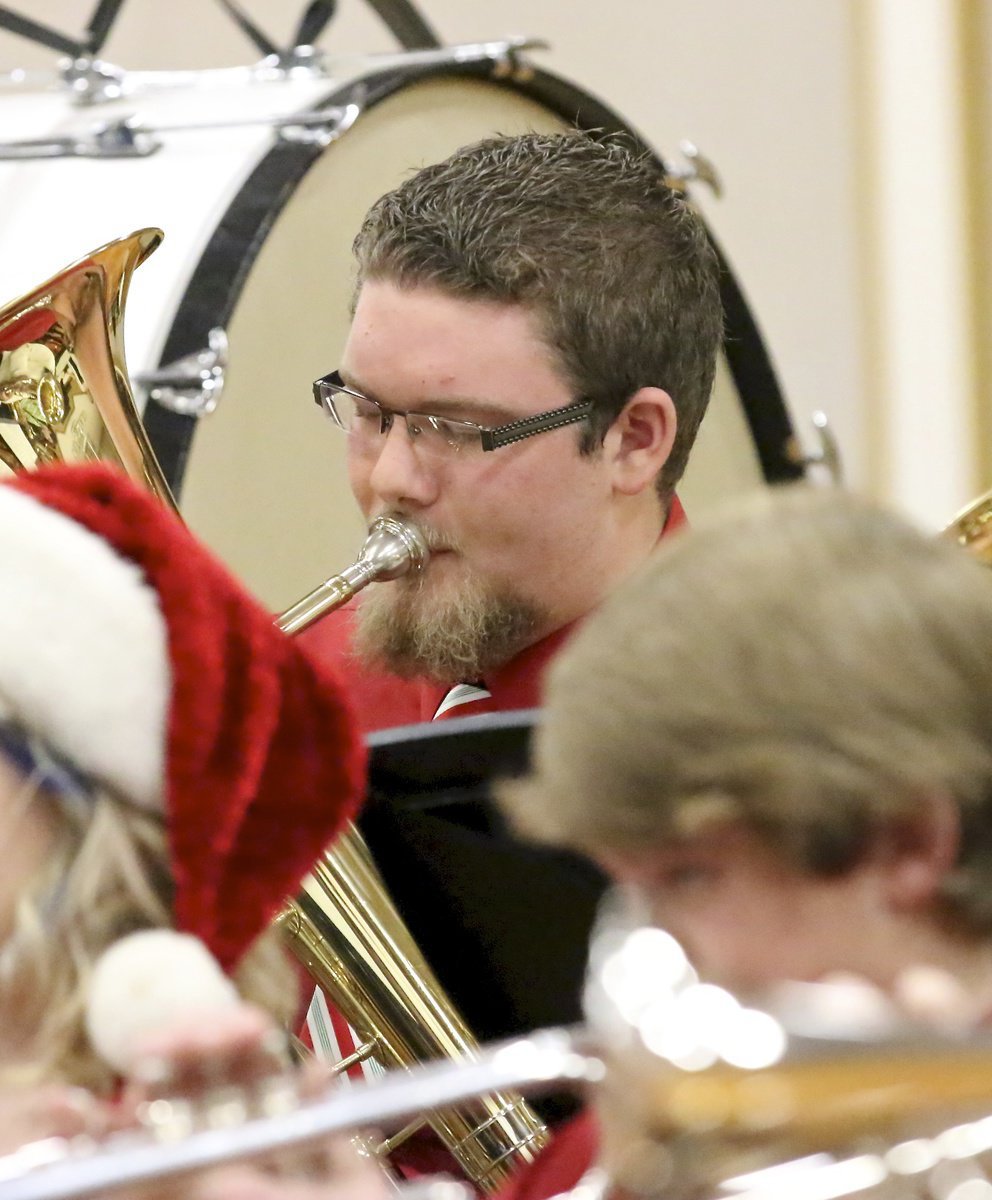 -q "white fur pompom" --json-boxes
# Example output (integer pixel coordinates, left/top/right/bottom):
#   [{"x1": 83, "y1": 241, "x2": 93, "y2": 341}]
[{"x1": 85, "y1": 931, "x2": 240, "y2": 1074}]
